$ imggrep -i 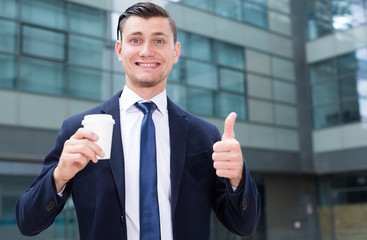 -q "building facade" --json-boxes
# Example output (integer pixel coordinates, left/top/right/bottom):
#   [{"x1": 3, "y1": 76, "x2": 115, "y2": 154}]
[{"x1": 0, "y1": 0, "x2": 366, "y2": 239}]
